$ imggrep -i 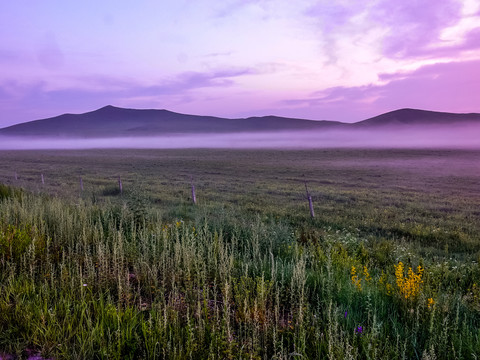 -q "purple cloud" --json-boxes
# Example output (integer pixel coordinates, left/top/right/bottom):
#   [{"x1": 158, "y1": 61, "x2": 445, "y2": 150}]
[
  {"x1": 303, "y1": 2, "x2": 366, "y2": 63},
  {"x1": 141, "y1": 67, "x2": 257, "y2": 95},
  {"x1": 369, "y1": 0, "x2": 462, "y2": 58},
  {"x1": 278, "y1": 59, "x2": 480, "y2": 122},
  {"x1": 422, "y1": 27, "x2": 480, "y2": 58},
  {"x1": 0, "y1": 67, "x2": 258, "y2": 125},
  {"x1": 304, "y1": 0, "x2": 466, "y2": 61}
]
